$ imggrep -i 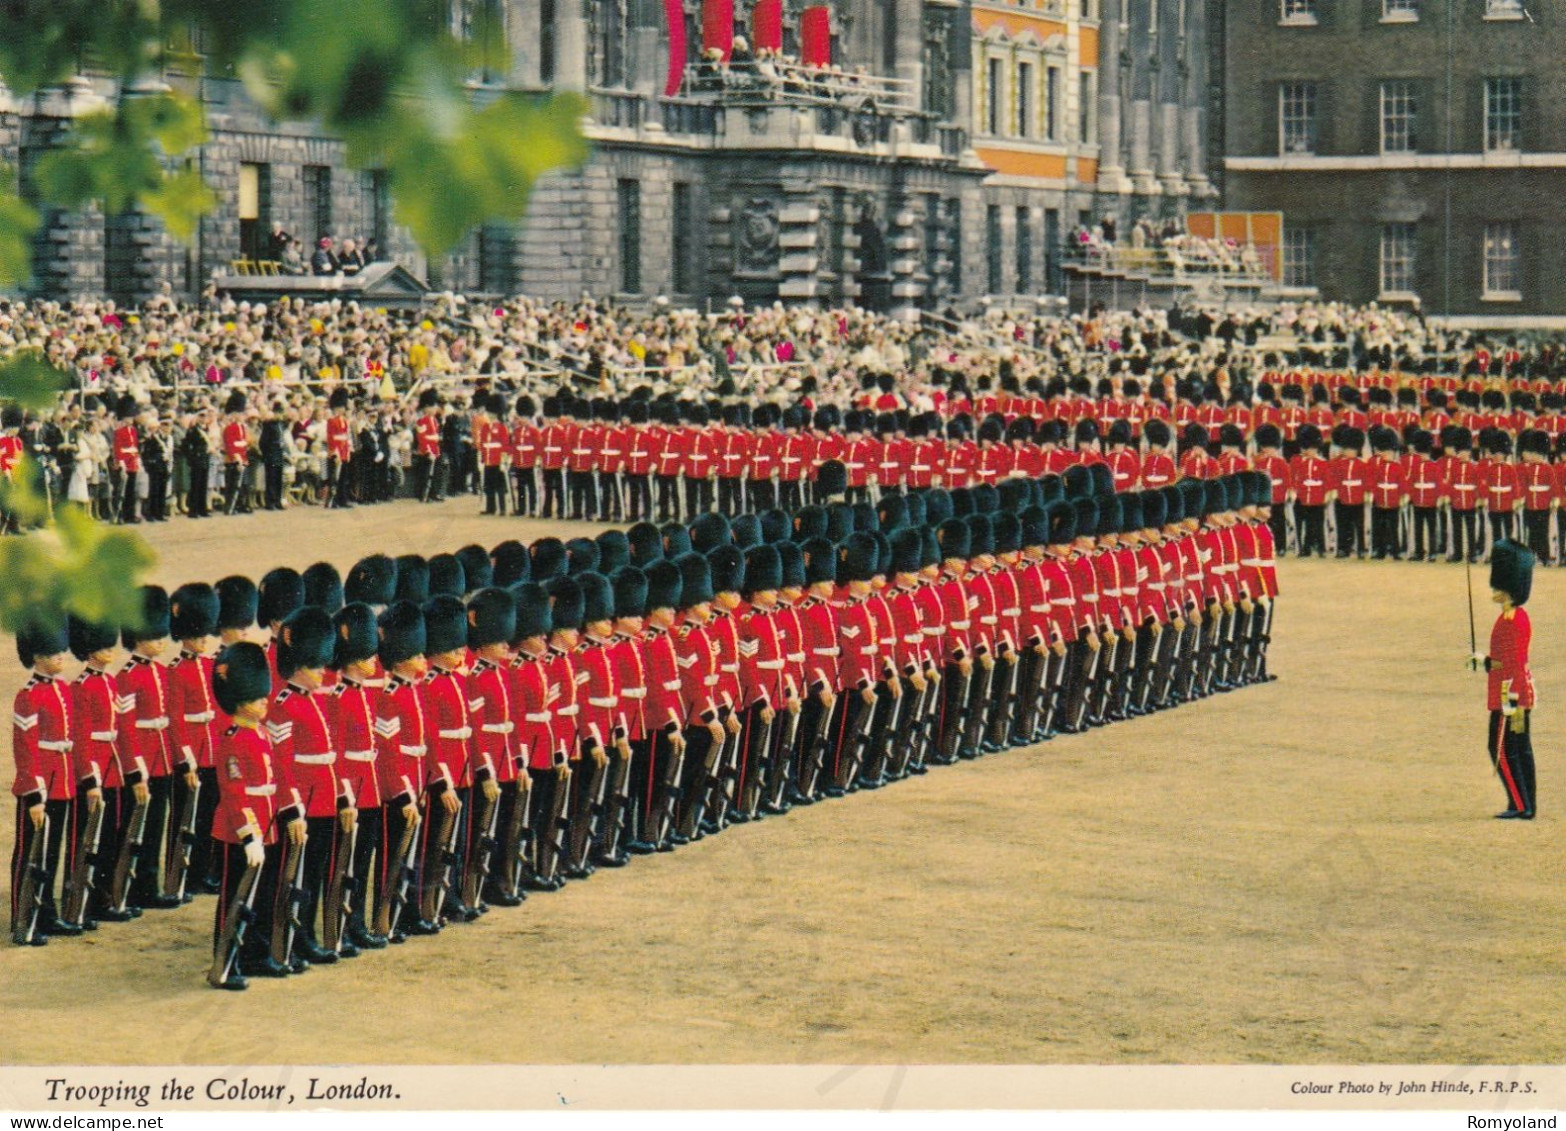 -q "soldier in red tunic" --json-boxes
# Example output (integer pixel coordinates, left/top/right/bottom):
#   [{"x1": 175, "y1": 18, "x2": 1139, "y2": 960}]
[
  {"x1": 110, "y1": 395, "x2": 143, "y2": 526},
  {"x1": 207, "y1": 642, "x2": 282, "y2": 989},
  {"x1": 462, "y1": 587, "x2": 517, "y2": 909},
  {"x1": 1517, "y1": 429, "x2": 1556, "y2": 563},
  {"x1": 419, "y1": 595, "x2": 474, "y2": 921},
  {"x1": 372, "y1": 600, "x2": 434, "y2": 940},
  {"x1": 167, "y1": 584, "x2": 221, "y2": 898},
  {"x1": 10, "y1": 620, "x2": 77, "y2": 945},
  {"x1": 1473, "y1": 541, "x2": 1537, "y2": 819},
  {"x1": 330, "y1": 603, "x2": 388, "y2": 949},
  {"x1": 116, "y1": 586, "x2": 180, "y2": 912}
]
